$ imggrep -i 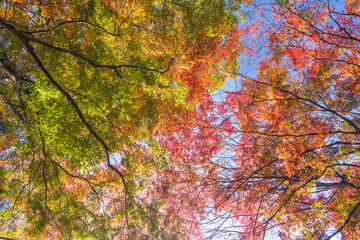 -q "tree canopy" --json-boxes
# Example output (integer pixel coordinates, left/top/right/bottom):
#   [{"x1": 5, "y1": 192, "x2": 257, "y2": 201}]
[
  {"x1": 153, "y1": 0, "x2": 360, "y2": 239},
  {"x1": 2, "y1": 0, "x2": 360, "y2": 240},
  {"x1": 0, "y1": 0, "x2": 241, "y2": 239}
]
